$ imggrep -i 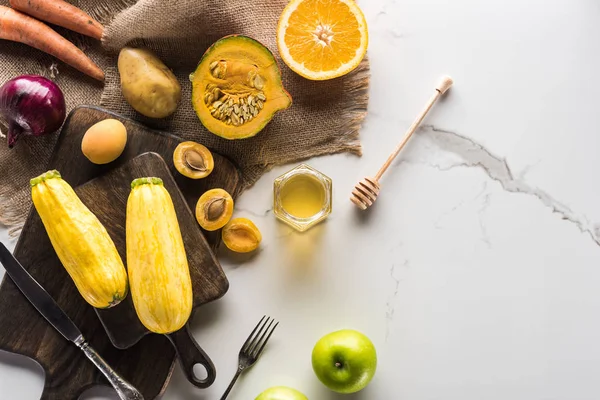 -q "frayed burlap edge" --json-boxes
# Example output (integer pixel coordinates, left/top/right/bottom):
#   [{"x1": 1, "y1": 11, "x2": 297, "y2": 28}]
[
  {"x1": 240, "y1": 59, "x2": 370, "y2": 188},
  {"x1": 0, "y1": 192, "x2": 27, "y2": 237}
]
